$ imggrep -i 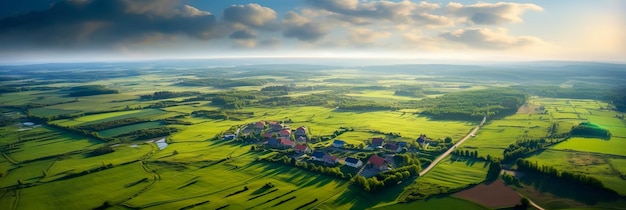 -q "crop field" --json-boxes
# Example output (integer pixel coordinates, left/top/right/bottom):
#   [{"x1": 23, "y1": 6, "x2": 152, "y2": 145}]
[
  {"x1": 400, "y1": 157, "x2": 489, "y2": 200},
  {"x1": 526, "y1": 149, "x2": 626, "y2": 195},
  {"x1": 4, "y1": 127, "x2": 100, "y2": 162},
  {"x1": 453, "y1": 180, "x2": 521, "y2": 209},
  {"x1": 44, "y1": 144, "x2": 153, "y2": 178},
  {"x1": 16, "y1": 162, "x2": 152, "y2": 210},
  {"x1": 0, "y1": 91, "x2": 75, "y2": 106},
  {"x1": 98, "y1": 121, "x2": 163, "y2": 138},
  {"x1": 51, "y1": 109, "x2": 170, "y2": 127},
  {"x1": 2, "y1": 62, "x2": 626, "y2": 210}
]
